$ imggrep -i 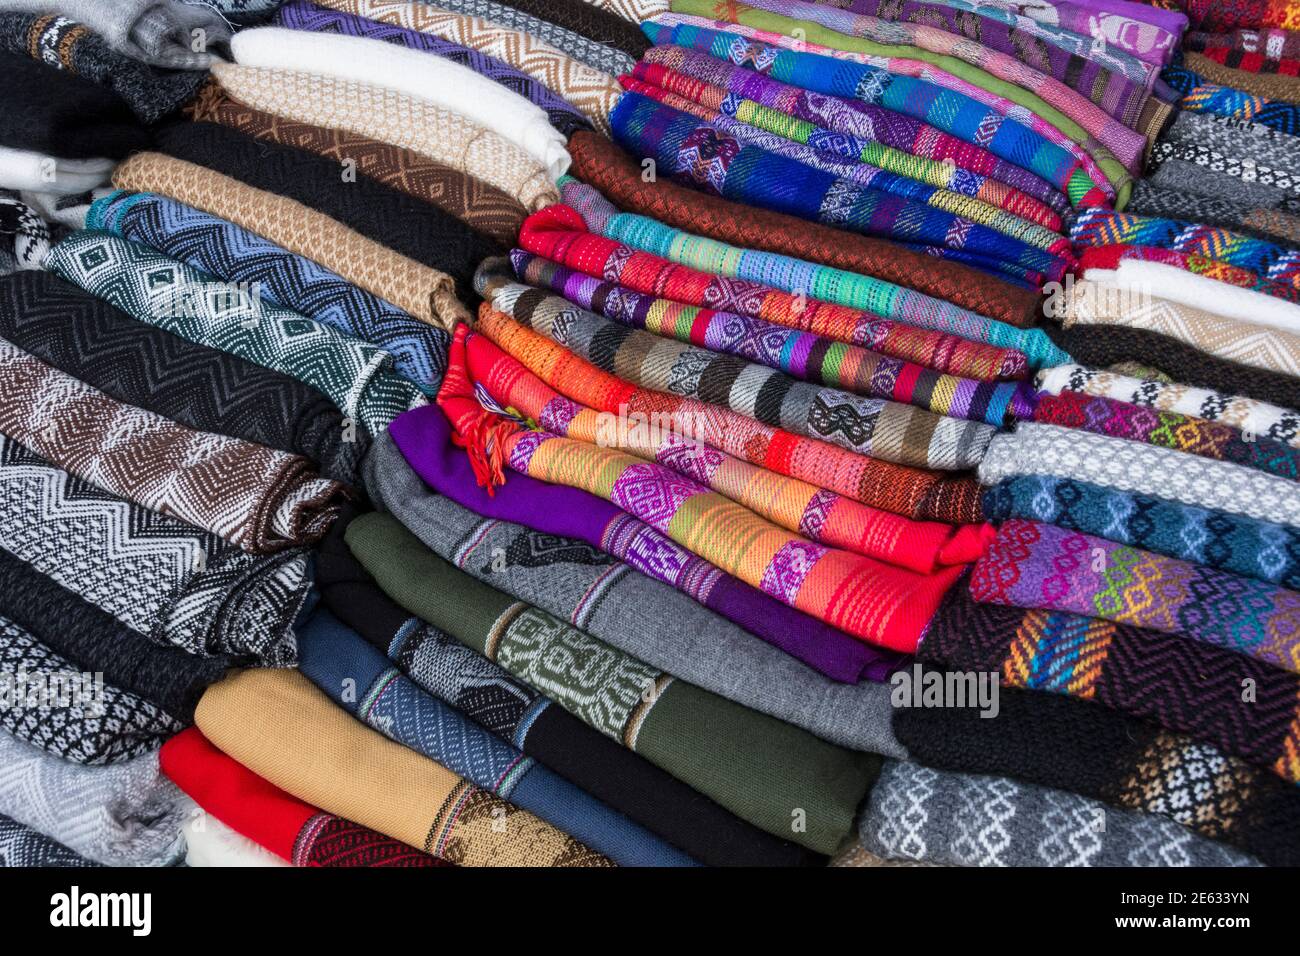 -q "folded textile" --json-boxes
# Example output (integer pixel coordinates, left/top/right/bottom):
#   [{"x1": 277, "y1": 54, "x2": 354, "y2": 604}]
[
  {"x1": 971, "y1": 518, "x2": 1300, "y2": 673},
  {"x1": 984, "y1": 474, "x2": 1300, "y2": 590},
  {"x1": 1187, "y1": 26, "x2": 1300, "y2": 60},
  {"x1": 195, "y1": 667, "x2": 613, "y2": 866},
  {"x1": 211, "y1": 63, "x2": 558, "y2": 215},
  {"x1": 388, "y1": 405, "x2": 903, "y2": 685},
  {"x1": 91, "y1": 191, "x2": 450, "y2": 396},
  {"x1": 1185, "y1": 50, "x2": 1300, "y2": 103},
  {"x1": 1034, "y1": 389, "x2": 1300, "y2": 480},
  {"x1": 0, "y1": 0, "x2": 231, "y2": 68},
  {"x1": 0, "y1": 270, "x2": 365, "y2": 485},
  {"x1": 49, "y1": 230, "x2": 426, "y2": 436},
  {"x1": 111, "y1": 152, "x2": 460, "y2": 328},
  {"x1": 0, "y1": 812, "x2": 99, "y2": 867},
  {"x1": 163, "y1": 728, "x2": 446, "y2": 867},
  {"x1": 1148, "y1": 154, "x2": 1296, "y2": 210},
  {"x1": 347, "y1": 510, "x2": 880, "y2": 855},
  {"x1": 310, "y1": 0, "x2": 623, "y2": 135},
  {"x1": 0, "y1": 12, "x2": 206, "y2": 123},
  {"x1": 274, "y1": 1, "x2": 591, "y2": 139},
  {"x1": 1193, "y1": 44, "x2": 1300, "y2": 75},
  {"x1": 0, "y1": 614, "x2": 181, "y2": 764},
  {"x1": 0, "y1": 729, "x2": 185, "y2": 866},
  {"x1": 0, "y1": 145, "x2": 111, "y2": 195},
  {"x1": 0, "y1": 337, "x2": 347, "y2": 553},
  {"x1": 1164, "y1": 63, "x2": 1300, "y2": 135},
  {"x1": 149, "y1": 120, "x2": 494, "y2": 312},
  {"x1": 566, "y1": 130, "x2": 1043, "y2": 327},
  {"x1": 923, "y1": 579, "x2": 1300, "y2": 784},
  {"x1": 1147, "y1": 124, "x2": 1300, "y2": 198},
  {"x1": 1158, "y1": 0, "x2": 1300, "y2": 34},
  {"x1": 183, "y1": 808, "x2": 290, "y2": 868},
  {"x1": 980, "y1": 422, "x2": 1300, "y2": 528},
  {"x1": 859, "y1": 759, "x2": 1258, "y2": 867},
  {"x1": 1081, "y1": 244, "x2": 1300, "y2": 306},
  {"x1": 299, "y1": 608, "x2": 694, "y2": 866},
  {"x1": 313, "y1": 516, "x2": 820, "y2": 867},
  {"x1": 892, "y1": 668, "x2": 1300, "y2": 867},
  {"x1": 0, "y1": 192, "x2": 50, "y2": 270},
  {"x1": 0, "y1": 54, "x2": 149, "y2": 160},
  {"x1": 479, "y1": 0, "x2": 650, "y2": 57},
  {"x1": 0, "y1": 432, "x2": 306, "y2": 665},
  {"x1": 588, "y1": 0, "x2": 668, "y2": 21},
  {"x1": 236, "y1": 22, "x2": 570, "y2": 179},
  {"x1": 187, "y1": 83, "x2": 528, "y2": 247}
]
